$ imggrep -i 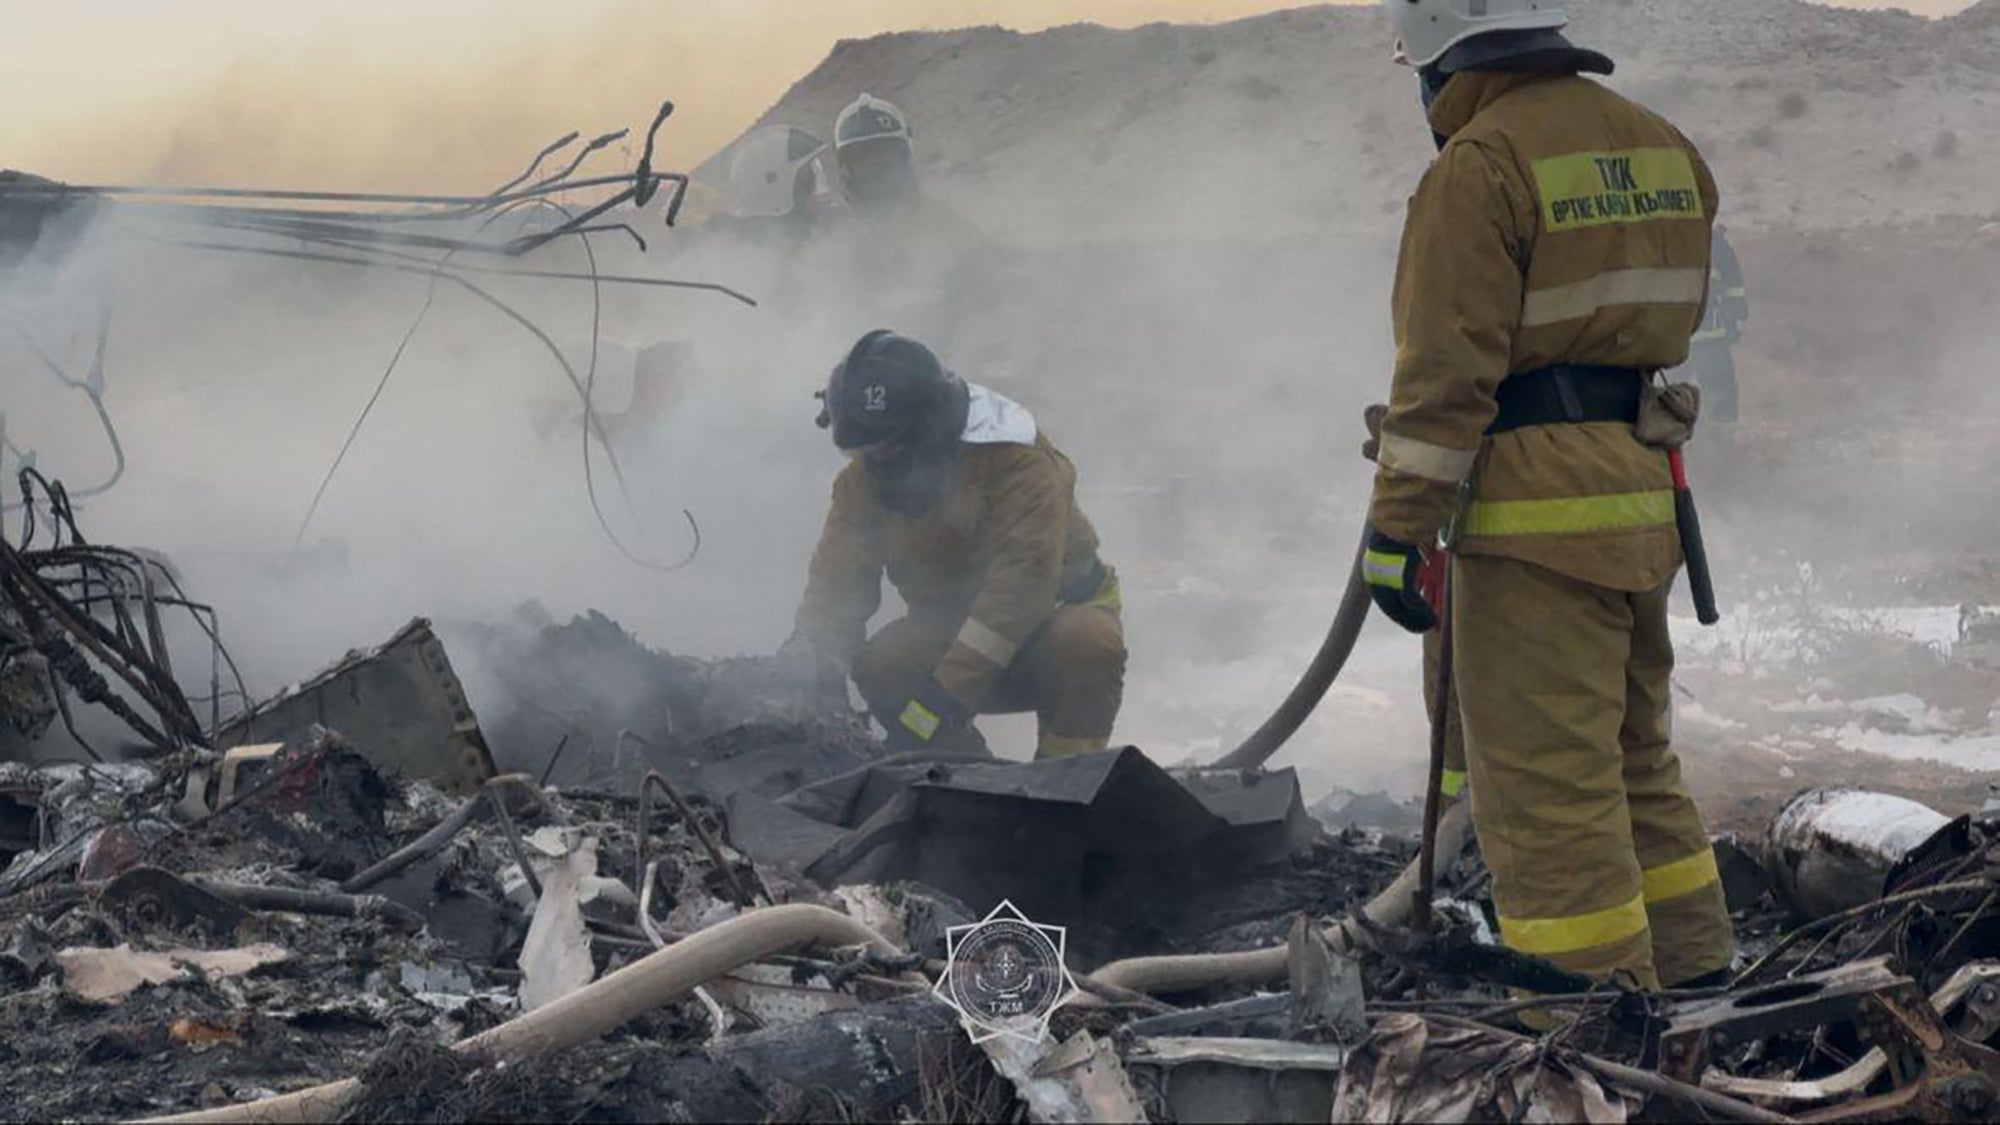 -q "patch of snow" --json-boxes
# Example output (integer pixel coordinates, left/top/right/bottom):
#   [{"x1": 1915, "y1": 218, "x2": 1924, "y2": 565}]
[
  {"x1": 1831, "y1": 724, "x2": 2000, "y2": 772},
  {"x1": 1850, "y1": 694, "x2": 1964, "y2": 734},
  {"x1": 1768, "y1": 695, "x2": 1840, "y2": 715},
  {"x1": 1679, "y1": 701, "x2": 1745, "y2": 731}
]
